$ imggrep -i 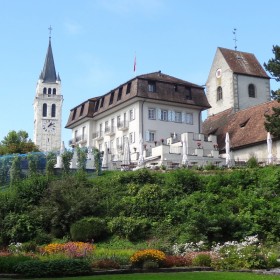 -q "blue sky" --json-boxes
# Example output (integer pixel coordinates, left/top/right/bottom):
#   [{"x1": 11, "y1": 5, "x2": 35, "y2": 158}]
[{"x1": 0, "y1": 0, "x2": 279, "y2": 145}]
